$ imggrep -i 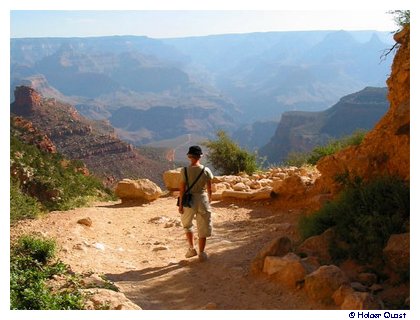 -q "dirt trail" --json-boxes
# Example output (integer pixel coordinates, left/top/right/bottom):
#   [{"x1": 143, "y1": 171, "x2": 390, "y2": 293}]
[{"x1": 11, "y1": 196, "x2": 333, "y2": 310}]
